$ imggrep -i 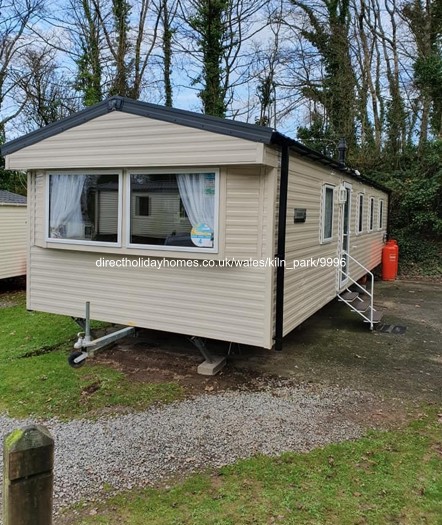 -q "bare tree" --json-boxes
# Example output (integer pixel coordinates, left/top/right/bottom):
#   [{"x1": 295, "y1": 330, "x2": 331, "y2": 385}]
[
  {"x1": 90, "y1": 0, "x2": 162, "y2": 99},
  {"x1": 286, "y1": 0, "x2": 357, "y2": 153},
  {"x1": 177, "y1": 0, "x2": 268, "y2": 117},
  {"x1": 401, "y1": 0, "x2": 442, "y2": 143},
  {"x1": 15, "y1": 46, "x2": 79, "y2": 130},
  {"x1": 0, "y1": 0, "x2": 45, "y2": 137},
  {"x1": 72, "y1": 0, "x2": 103, "y2": 106},
  {"x1": 158, "y1": 0, "x2": 178, "y2": 106}
]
